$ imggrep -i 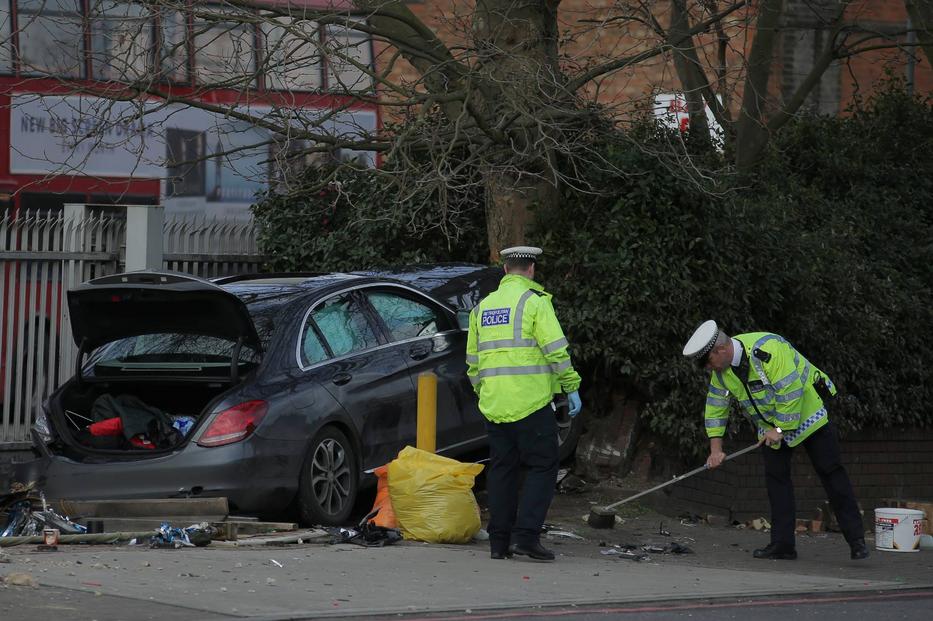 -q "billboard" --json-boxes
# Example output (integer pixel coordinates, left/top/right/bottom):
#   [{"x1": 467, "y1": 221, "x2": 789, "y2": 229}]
[{"x1": 9, "y1": 94, "x2": 378, "y2": 217}]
